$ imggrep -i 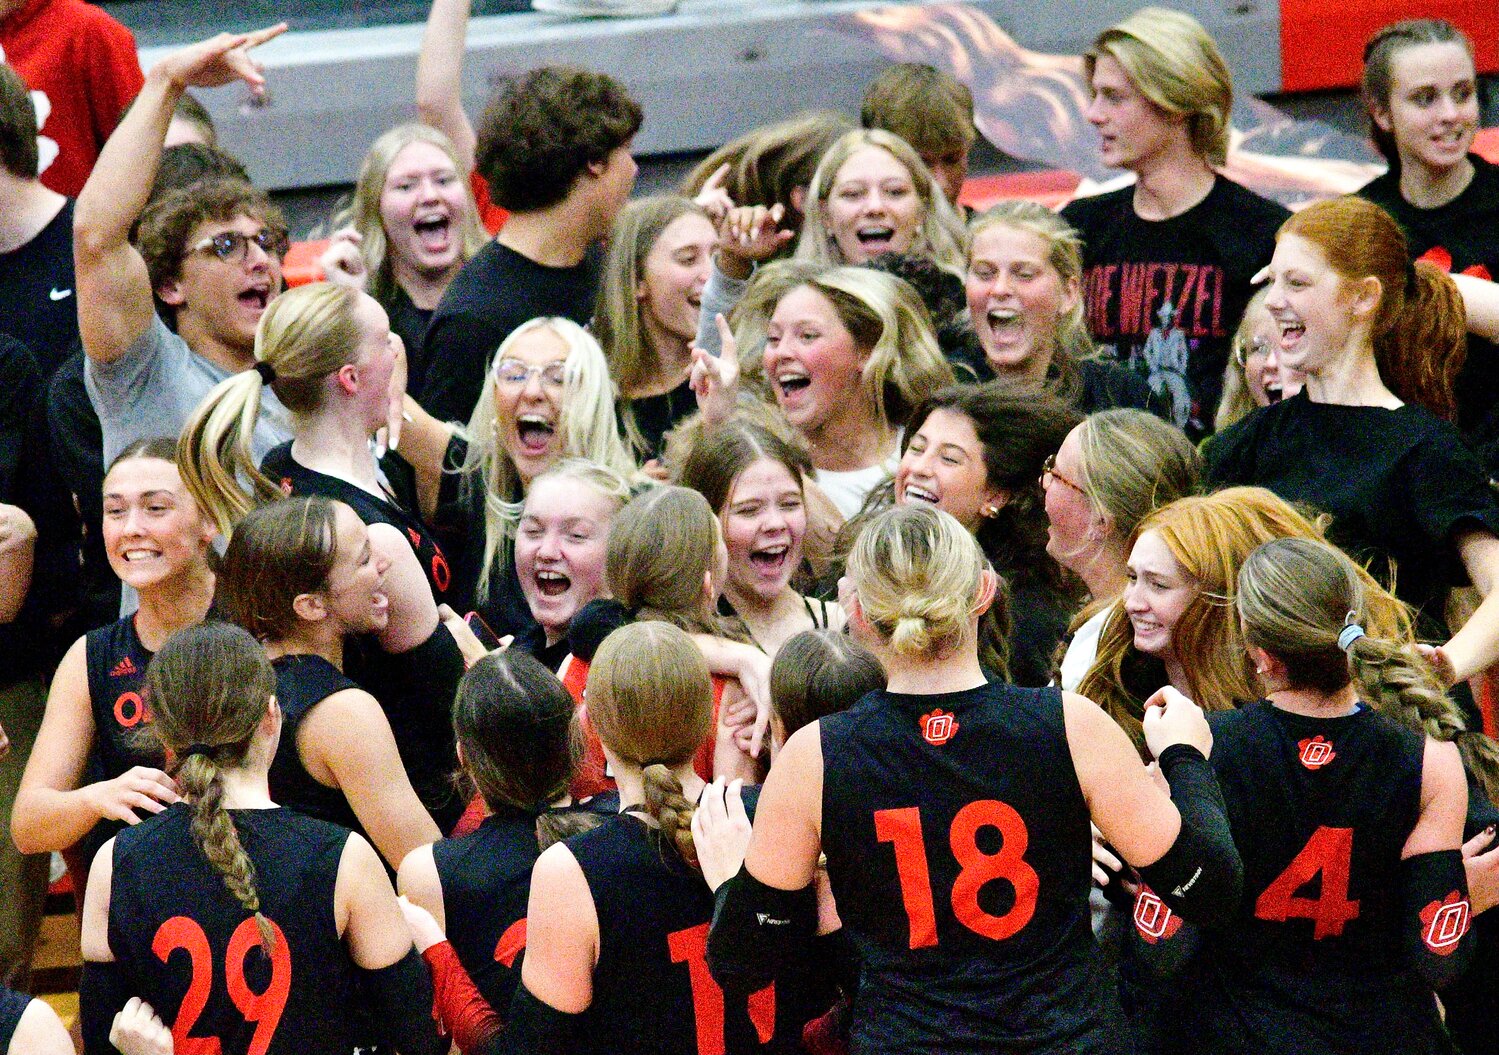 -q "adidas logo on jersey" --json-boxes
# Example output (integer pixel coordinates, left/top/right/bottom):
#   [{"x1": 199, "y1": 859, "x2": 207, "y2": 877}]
[
  {"x1": 109, "y1": 656, "x2": 138, "y2": 677},
  {"x1": 1298, "y1": 735, "x2": 1335, "y2": 770},
  {"x1": 920, "y1": 709, "x2": 959, "y2": 746}
]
